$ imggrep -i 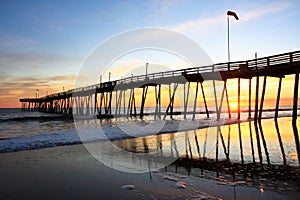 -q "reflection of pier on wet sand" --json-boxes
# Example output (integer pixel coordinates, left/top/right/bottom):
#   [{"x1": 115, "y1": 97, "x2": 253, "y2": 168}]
[{"x1": 110, "y1": 118, "x2": 300, "y2": 185}]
